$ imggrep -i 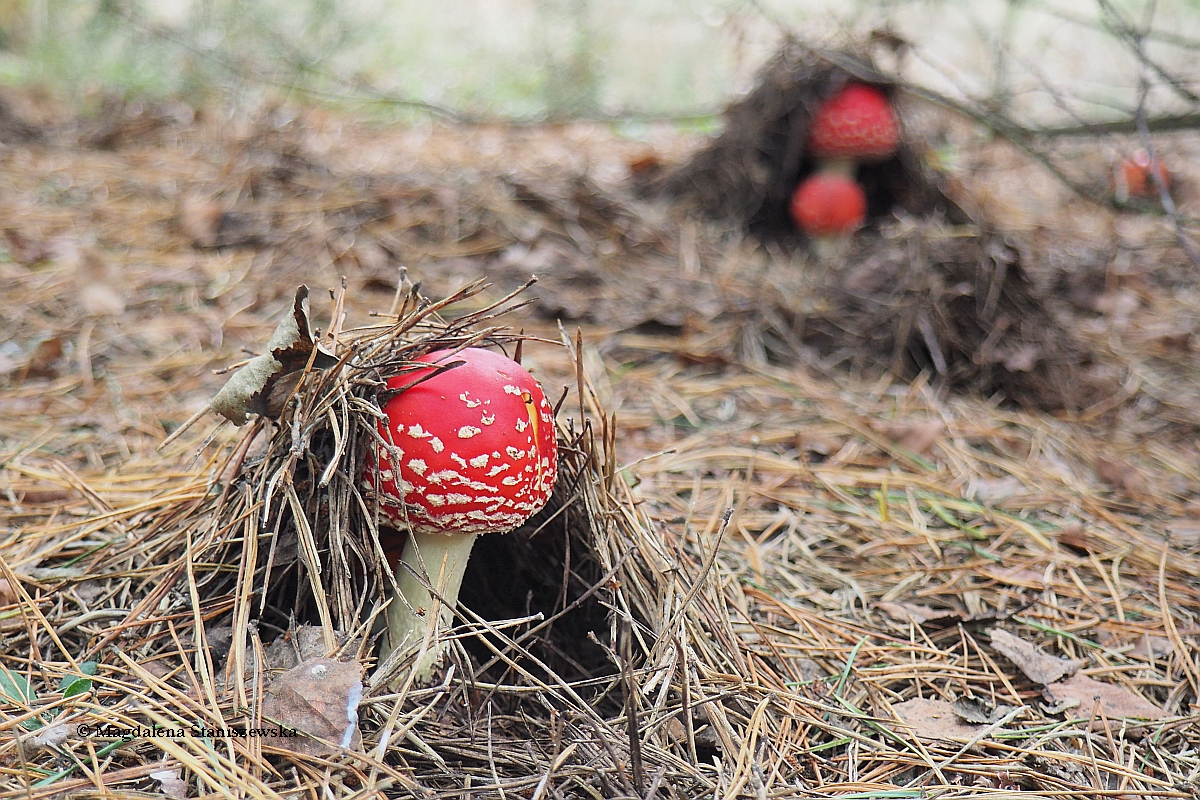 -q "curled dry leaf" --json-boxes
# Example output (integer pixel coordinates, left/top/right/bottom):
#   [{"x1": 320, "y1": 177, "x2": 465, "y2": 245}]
[
  {"x1": 30, "y1": 722, "x2": 74, "y2": 749},
  {"x1": 150, "y1": 767, "x2": 189, "y2": 800},
  {"x1": 261, "y1": 657, "x2": 363, "y2": 758},
  {"x1": 875, "y1": 601, "x2": 962, "y2": 627},
  {"x1": 19, "y1": 336, "x2": 66, "y2": 381},
  {"x1": 952, "y1": 697, "x2": 1020, "y2": 725},
  {"x1": 209, "y1": 286, "x2": 337, "y2": 425},
  {"x1": 990, "y1": 628, "x2": 1083, "y2": 686}
]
